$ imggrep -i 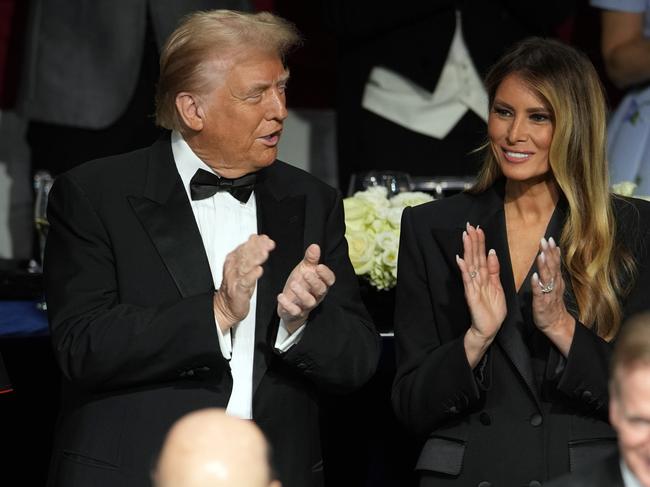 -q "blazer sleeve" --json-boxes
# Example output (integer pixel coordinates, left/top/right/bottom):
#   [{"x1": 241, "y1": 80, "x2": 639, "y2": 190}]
[
  {"x1": 391, "y1": 206, "x2": 482, "y2": 437},
  {"x1": 280, "y1": 191, "x2": 381, "y2": 394},
  {"x1": 554, "y1": 197, "x2": 650, "y2": 417},
  {"x1": 44, "y1": 174, "x2": 228, "y2": 392}
]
